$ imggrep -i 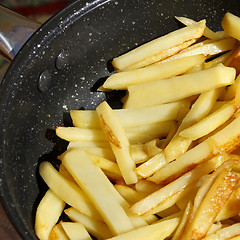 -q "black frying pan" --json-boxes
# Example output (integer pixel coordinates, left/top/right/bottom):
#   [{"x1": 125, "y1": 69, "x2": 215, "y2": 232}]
[{"x1": 0, "y1": 0, "x2": 240, "y2": 239}]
